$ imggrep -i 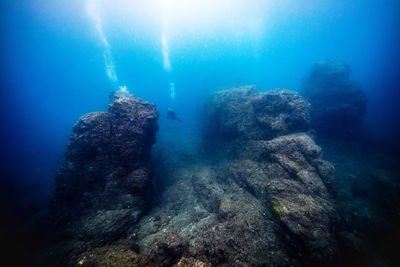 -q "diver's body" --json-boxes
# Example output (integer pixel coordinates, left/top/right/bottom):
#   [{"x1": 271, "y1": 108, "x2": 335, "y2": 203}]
[{"x1": 166, "y1": 108, "x2": 182, "y2": 122}]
